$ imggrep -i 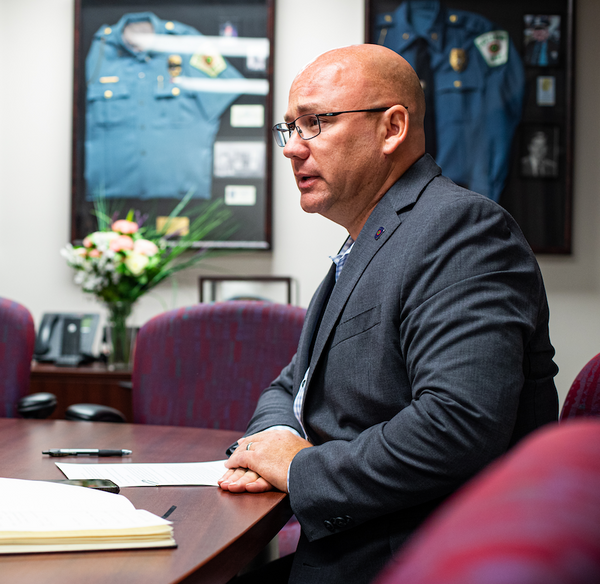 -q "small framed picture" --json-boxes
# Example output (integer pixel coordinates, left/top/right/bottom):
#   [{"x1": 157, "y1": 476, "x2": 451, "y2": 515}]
[
  {"x1": 199, "y1": 276, "x2": 295, "y2": 304},
  {"x1": 536, "y1": 76, "x2": 556, "y2": 106},
  {"x1": 520, "y1": 126, "x2": 559, "y2": 179},
  {"x1": 523, "y1": 14, "x2": 561, "y2": 67}
]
